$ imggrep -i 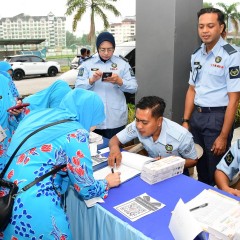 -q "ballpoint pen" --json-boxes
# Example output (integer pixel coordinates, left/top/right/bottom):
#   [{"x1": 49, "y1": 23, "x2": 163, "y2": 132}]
[
  {"x1": 111, "y1": 159, "x2": 116, "y2": 173},
  {"x1": 190, "y1": 203, "x2": 208, "y2": 212}
]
